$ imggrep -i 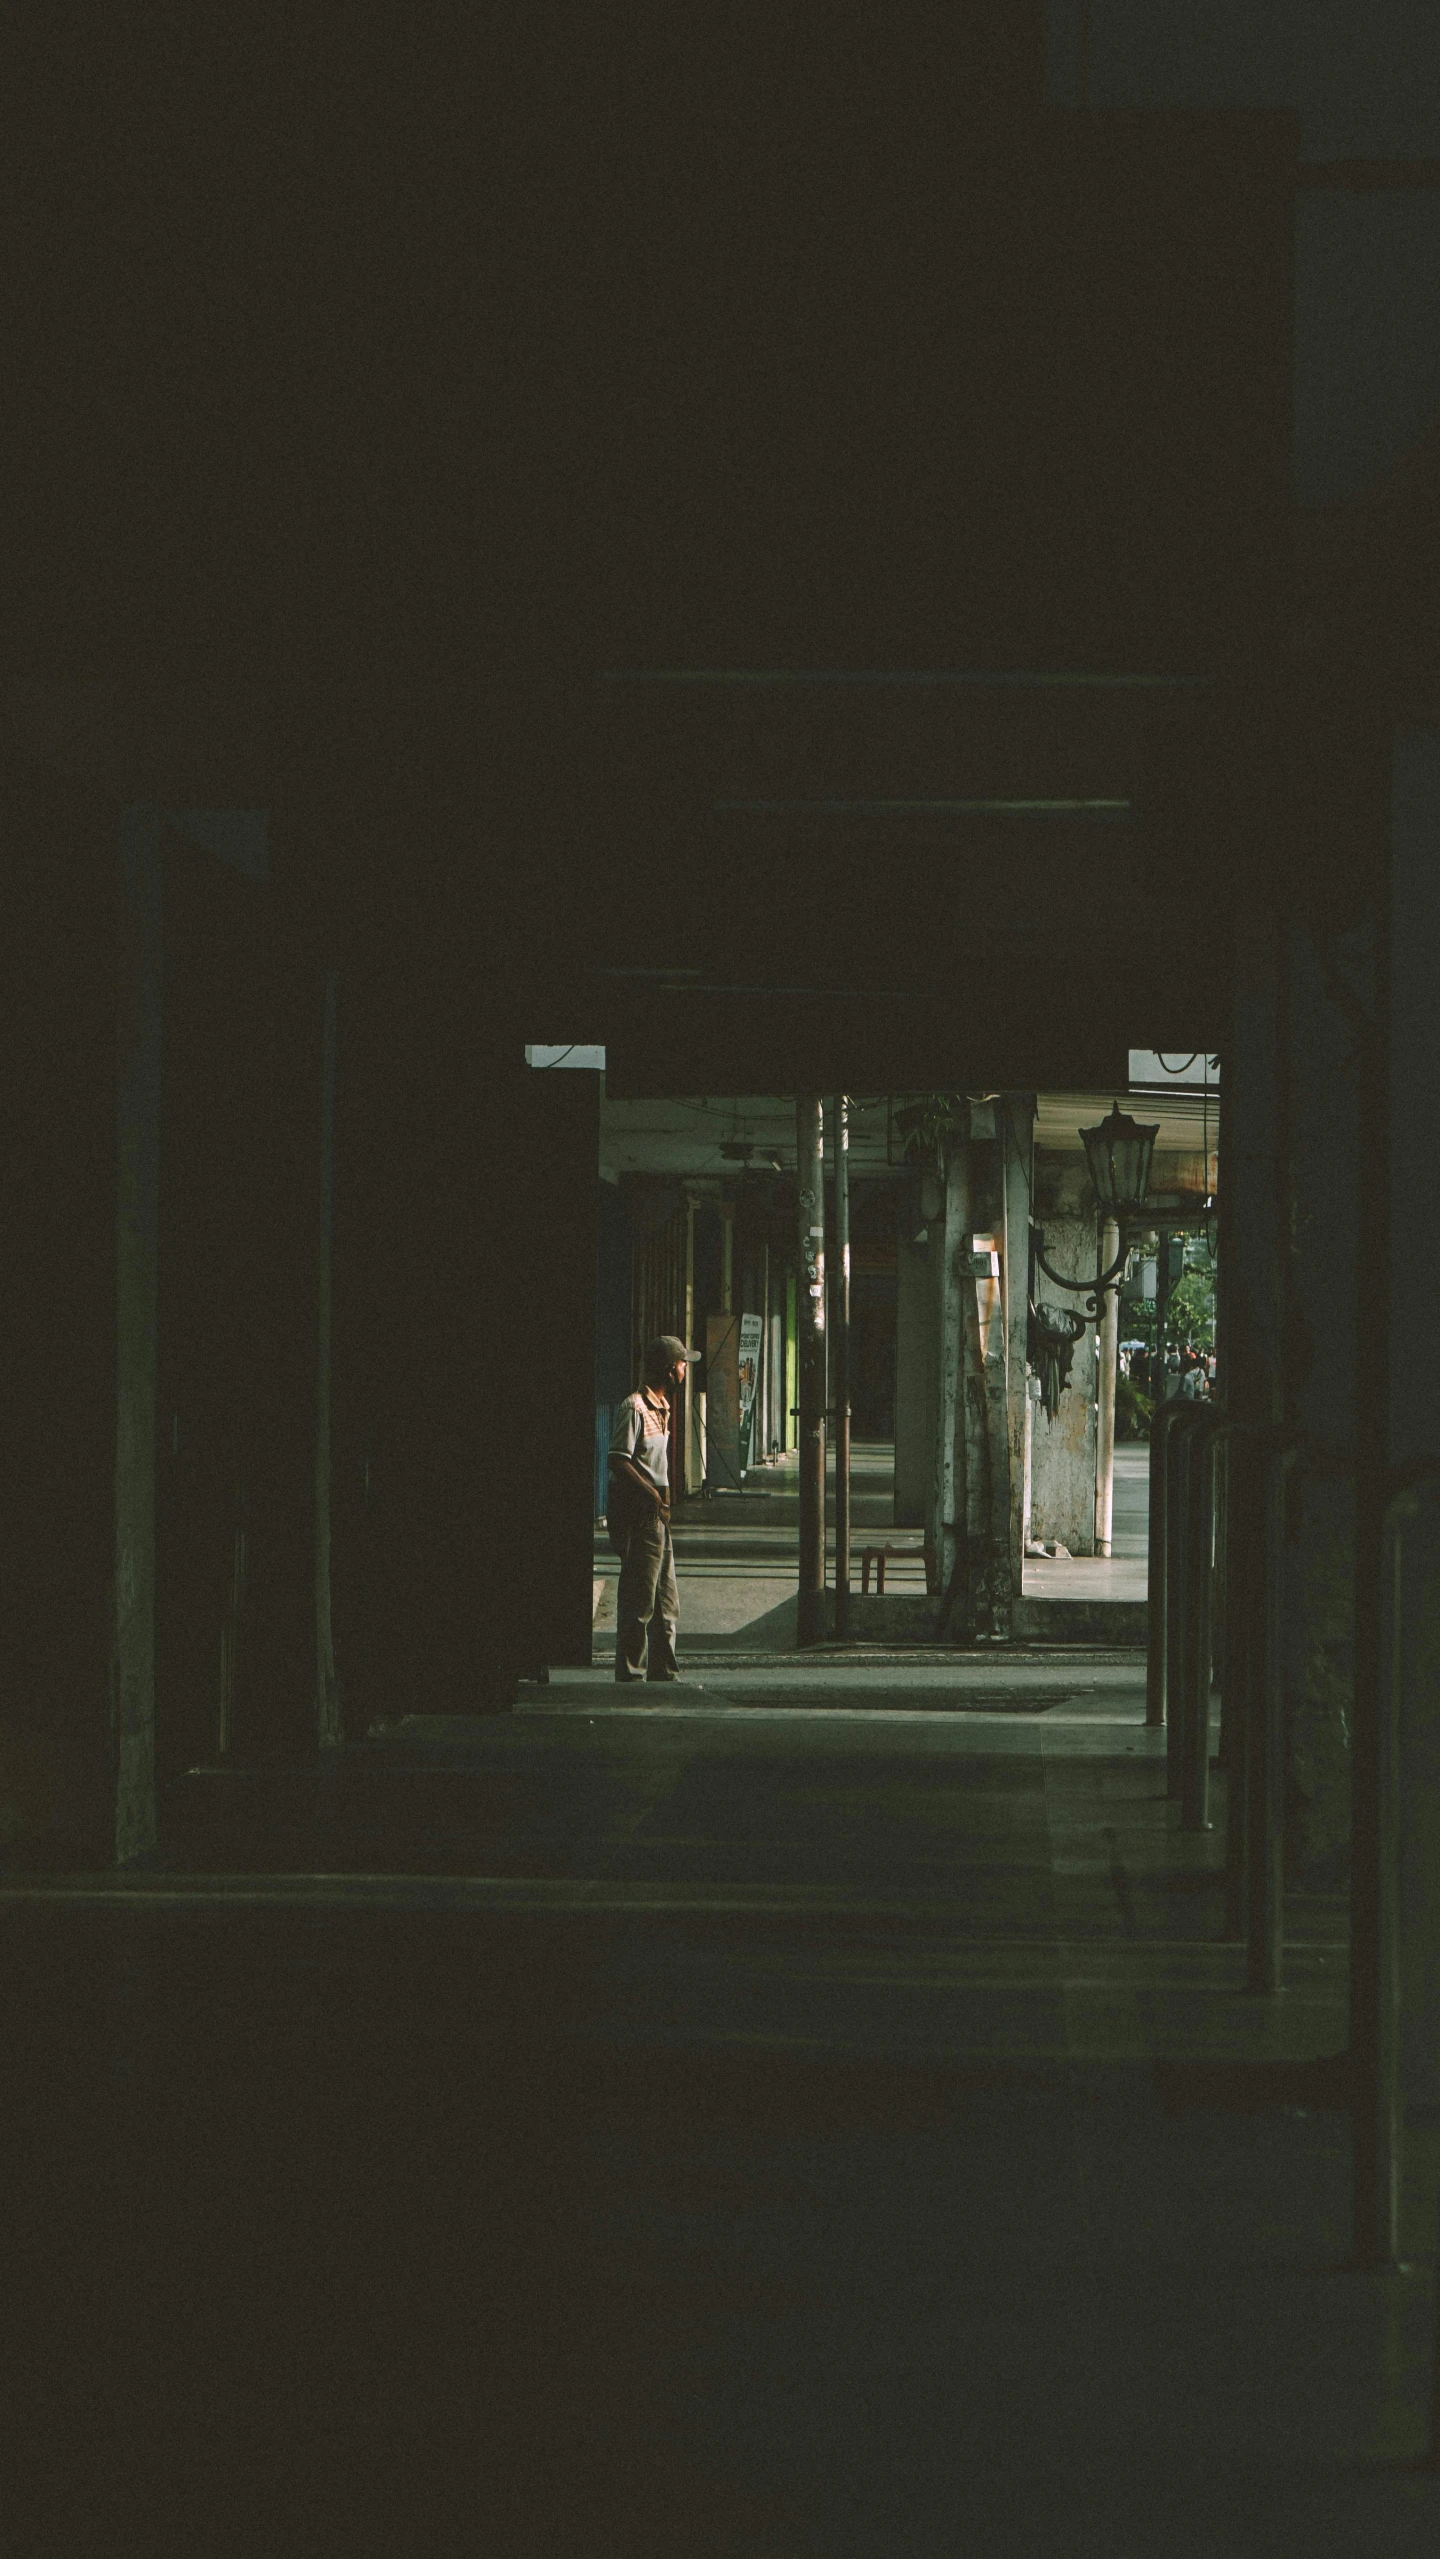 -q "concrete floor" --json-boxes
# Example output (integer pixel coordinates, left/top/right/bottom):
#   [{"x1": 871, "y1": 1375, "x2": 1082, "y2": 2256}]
[
  {"x1": 595, "y1": 1440, "x2": 926, "y2": 1653},
  {"x1": 3, "y1": 1672, "x2": 1437, "y2": 2555},
  {"x1": 1024, "y1": 1440, "x2": 1151, "y2": 1602}
]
